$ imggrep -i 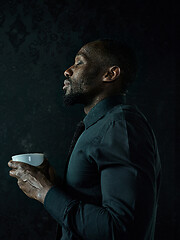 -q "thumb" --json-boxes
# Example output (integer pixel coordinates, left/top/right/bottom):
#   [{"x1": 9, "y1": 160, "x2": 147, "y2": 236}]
[{"x1": 48, "y1": 166, "x2": 56, "y2": 184}]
